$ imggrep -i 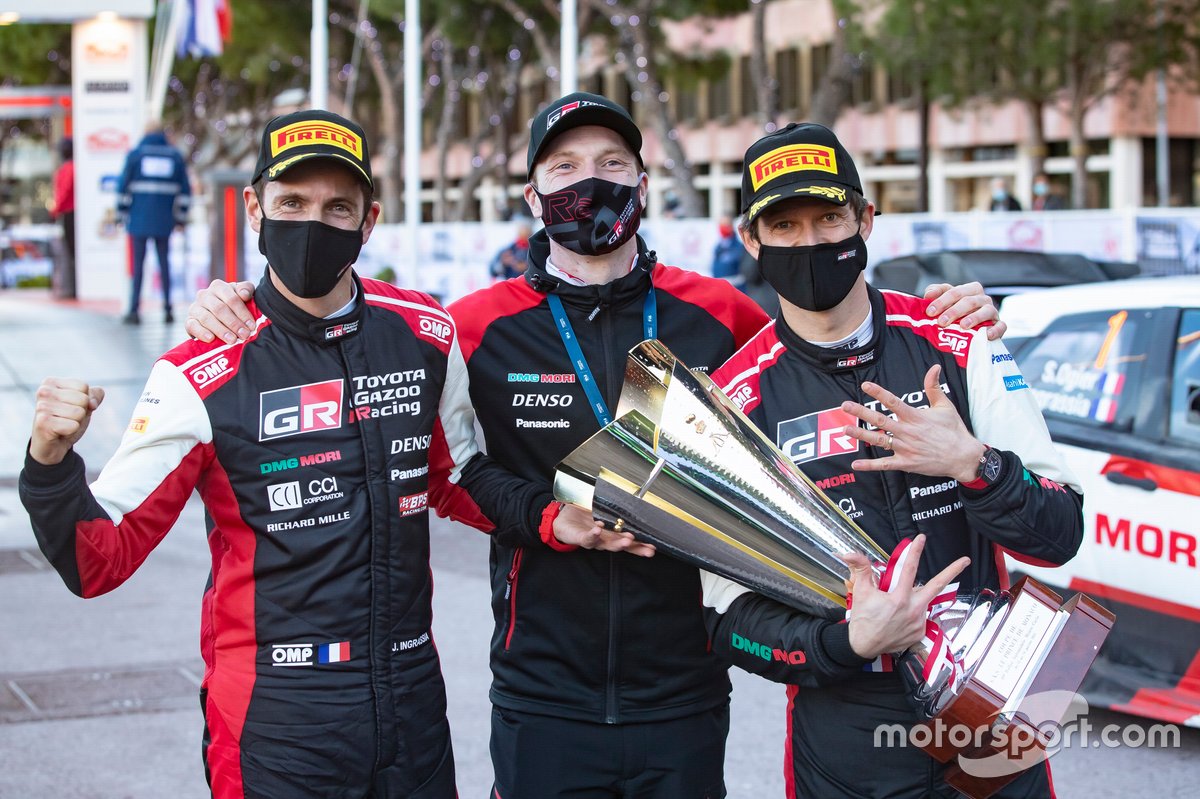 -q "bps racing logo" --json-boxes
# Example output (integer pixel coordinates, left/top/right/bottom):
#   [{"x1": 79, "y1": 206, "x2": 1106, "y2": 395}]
[
  {"x1": 259, "y1": 379, "x2": 344, "y2": 441},
  {"x1": 270, "y1": 120, "x2": 362, "y2": 160},
  {"x1": 777, "y1": 407, "x2": 859, "y2": 465},
  {"x1": 748, "y1": 144, "x2": 838, "y2": 191}
]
